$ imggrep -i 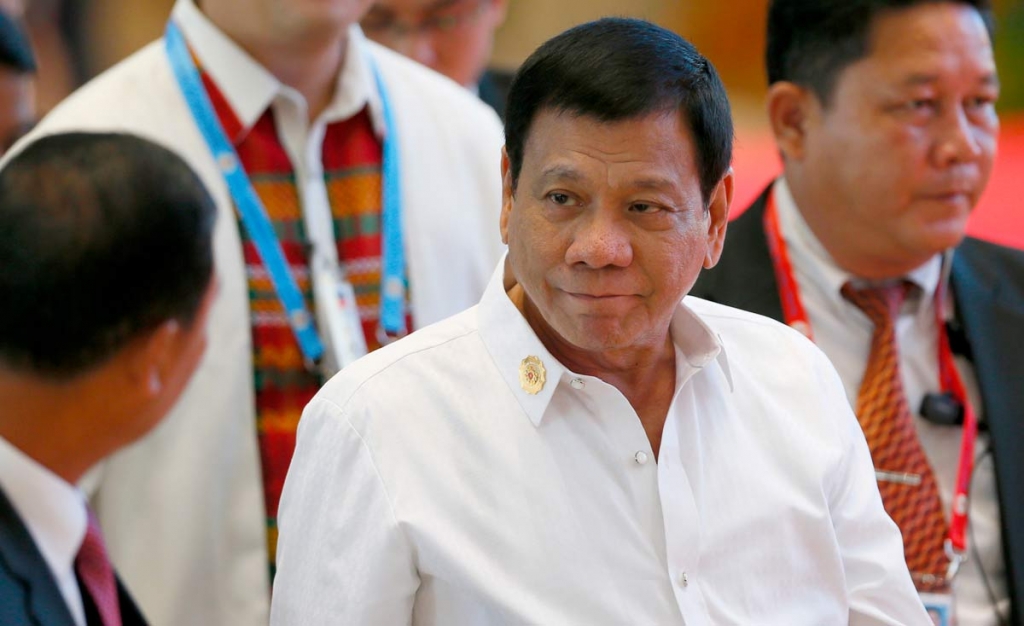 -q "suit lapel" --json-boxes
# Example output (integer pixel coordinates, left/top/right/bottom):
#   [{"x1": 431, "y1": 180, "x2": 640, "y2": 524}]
[
  {"x1": 951, "y1": 241, "x2": 1024, "y2": 617},
  {"x1": 0, "y1": 486, "x2": 78, "y2": 625}
]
